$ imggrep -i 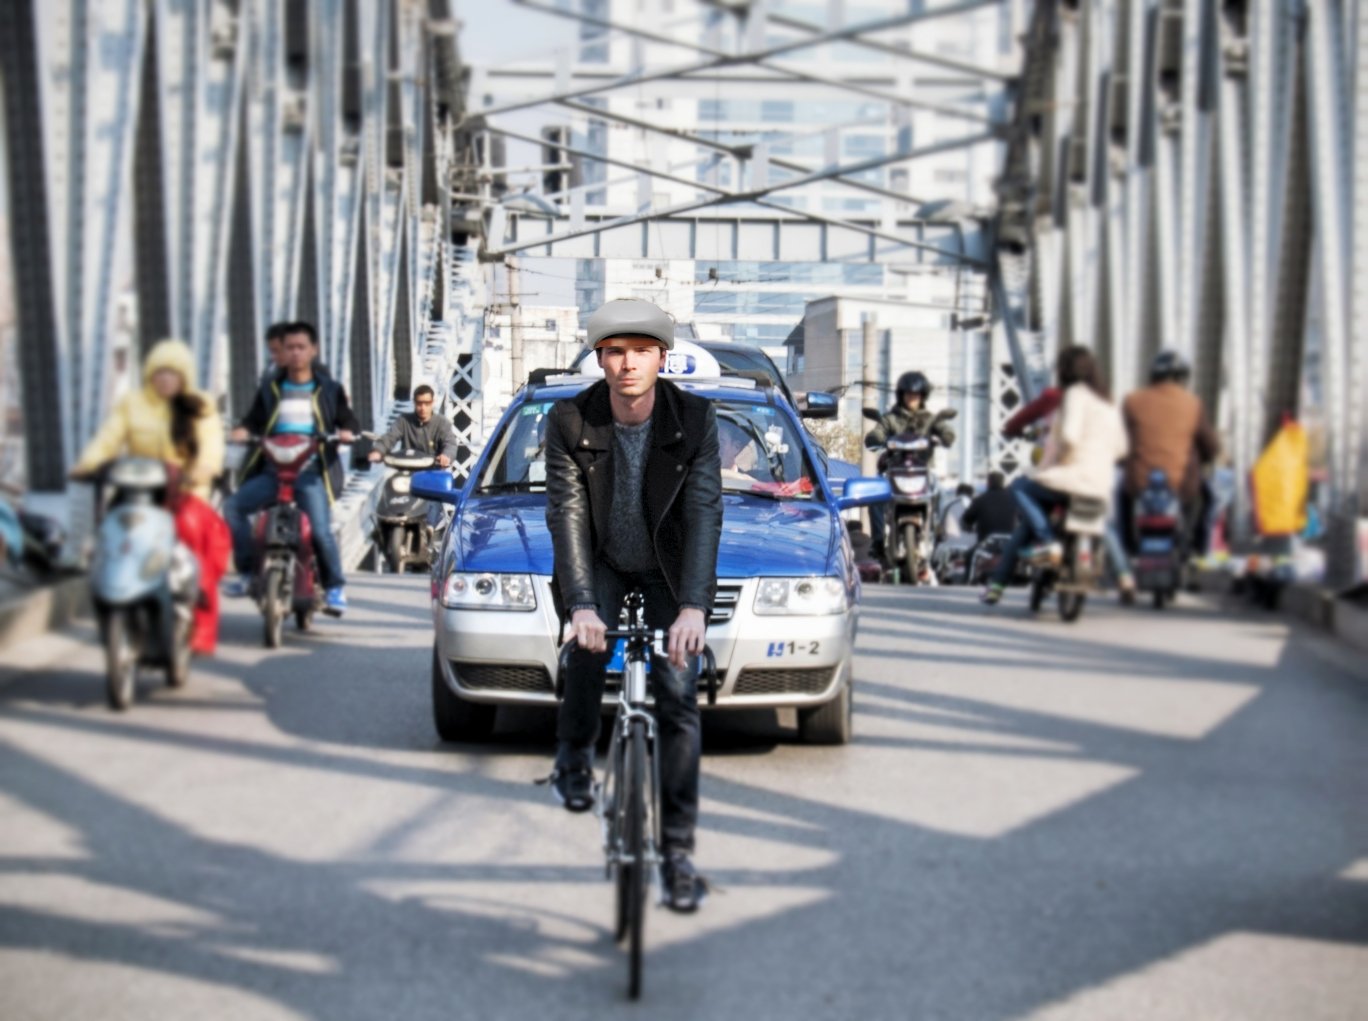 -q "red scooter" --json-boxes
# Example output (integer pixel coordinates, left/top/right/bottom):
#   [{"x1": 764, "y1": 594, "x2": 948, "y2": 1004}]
[{"x1": 240, "y1": 434, "x2": 333, "y2": 647}]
